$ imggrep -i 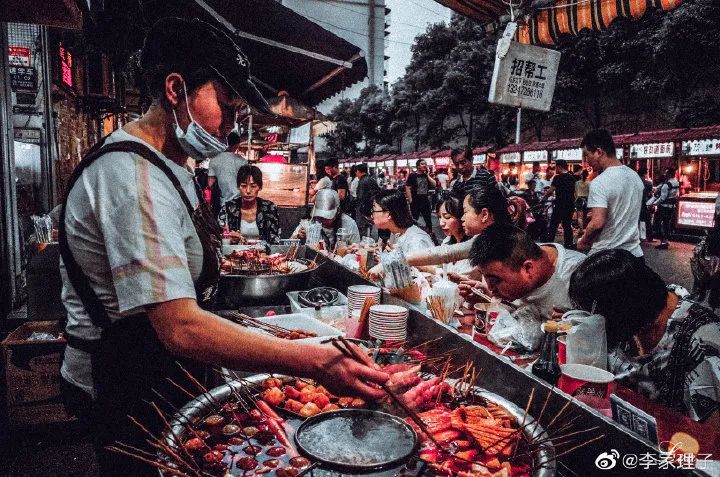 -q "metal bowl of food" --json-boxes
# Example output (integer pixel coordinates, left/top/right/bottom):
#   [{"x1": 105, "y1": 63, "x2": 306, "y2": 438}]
[{"x1": 217, "y1": 261, "x2": 321, "y2": 306}]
